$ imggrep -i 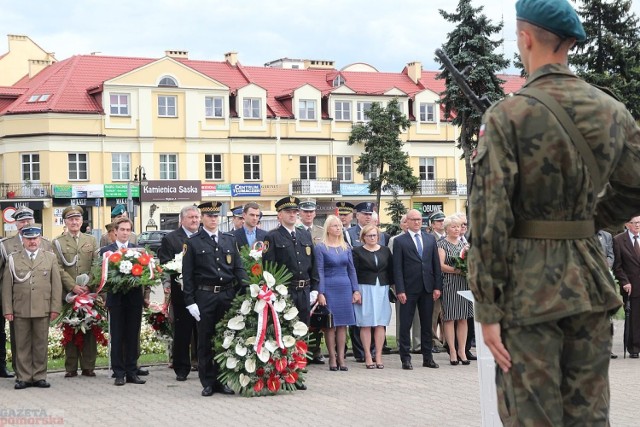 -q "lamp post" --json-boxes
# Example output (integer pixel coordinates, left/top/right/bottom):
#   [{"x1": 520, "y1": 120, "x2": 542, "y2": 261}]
[{"x1": 134, "y1": 166, "x2": 147, "y2": 233}]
